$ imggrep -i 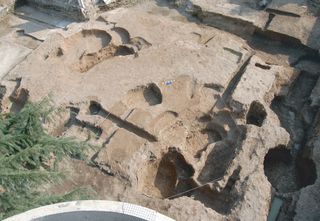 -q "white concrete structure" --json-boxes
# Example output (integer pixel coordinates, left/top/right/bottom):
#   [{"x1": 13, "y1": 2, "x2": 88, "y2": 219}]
[{"x1": 4, "y1": 200, "x2": 175, "y2": 221}]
